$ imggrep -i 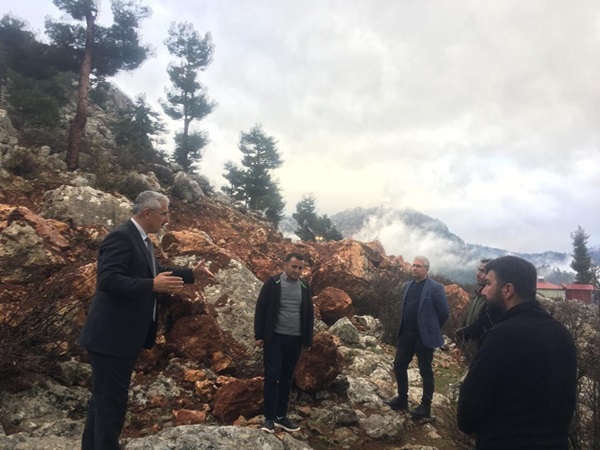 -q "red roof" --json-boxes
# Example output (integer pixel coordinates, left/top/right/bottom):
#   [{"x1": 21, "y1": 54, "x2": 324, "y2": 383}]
[
  {"x1": 537, "y1": 282, "x2": 563, "y2": 290},
  {"x1": 562, "y1": 284, "x2": 594, "y2": 291}
]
